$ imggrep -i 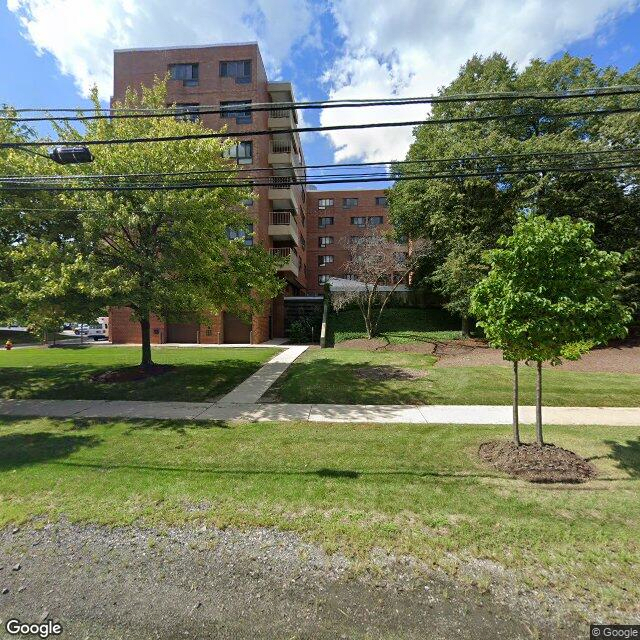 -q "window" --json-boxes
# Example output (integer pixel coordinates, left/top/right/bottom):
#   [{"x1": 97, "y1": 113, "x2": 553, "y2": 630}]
[
  {"x1": 318, "y1": 198, "x2": 334, "y2": 209},
  {"x1": 174, "y1": 103, "x2": 200, "y2": 122},
  {"x1": 343, "y1": 197, "x2": 358, "y2": 209},
  {"x1": 220, "y1": 100, "x2": 252, "y2": 124},
  {"x1": 223, "y1": 141, "x2": 253, "y2": 165},
  {"x1": 368, "y1": 216, "x2": 384, "y2": 226},
  {"x1": 226, "y1": 224, "x2": 254, "y2": 246},
  {"x1": 344, "y1": 274, "x2": 357, "y2": 281},
  {"x1": 351, "y1": 216, "x2": 366, "y2": 227},
  {"x1": 318, "y1": 274, "x2": 330, "y2": 285},
  {"x1": 318, "y1": 216, "x2": 334, "y2": 228},
  {"x1": 169, "y1": 63, "x2": 199, "y2": 86},
  {"x1": 375, "y1": 196, "x2": 388, "y2": 207},
  {"x1": 220, "y1": 60, "x2": 252, "y2": 83},
  {"x1": 349, "y1": 236, "x2": 362, "y2": 244},
  {"x1": 318, "y1": 255, "x2": 334, "y2": 266},
  {"x1": 319, "y1": 236, "x2": 333, "y2": 248},
  {"x1": 243, "y1": 199, "x2": 254, "y2": 207}
]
